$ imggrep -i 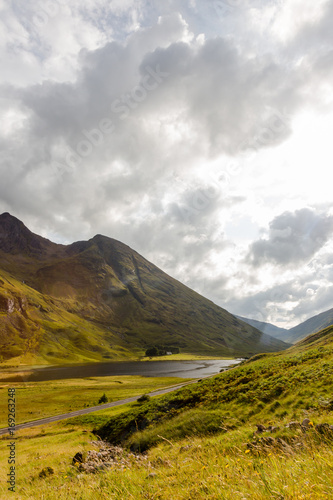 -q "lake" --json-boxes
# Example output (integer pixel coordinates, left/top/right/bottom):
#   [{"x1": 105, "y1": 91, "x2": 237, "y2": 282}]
[{"x1": 3, "y1": 358, "x2": 242, "y2": 383}]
